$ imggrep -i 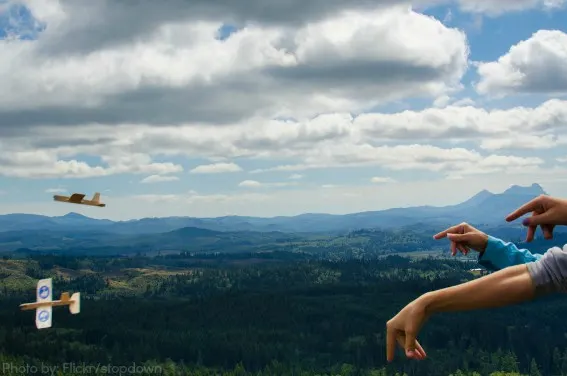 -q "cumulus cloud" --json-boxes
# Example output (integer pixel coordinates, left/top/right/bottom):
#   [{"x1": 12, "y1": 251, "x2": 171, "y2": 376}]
[
  {"x1": 252, "y1": 144, "x2": 544, "y2": 178},
  {"x1": 189, "y1": 162, "x2": 243, "y2": 174},
  {"x1": 456, "y1": 0, "x2": 566, "y2": 15},
  {"x1": 476, "y1": 30, "x2": 567, "y2": 95},
  {"x1": 132, "y1": 190, "x2": 269, "y2": 205},
  {"x1": 45, "y1": 188, "x2": 67, "y2": 193},
  {"x1": 1, "y1": 0, "x2": 565, "y2": 213},
  {"x1": 238, "y1": 180, "x2": 297, "y2": 188},
  {"x1": 0, "y1": 147, "x2": 183, "y2": 178},
  {"x1": 14, "y1": 0, "x2": 561, "y2": 59},
  {"x1": 0, "y1": 5, "x2": 468, "y2": 132},
  {"x1": 371, "y1": 177, "x2": 397, "y2": 184},
  {"x1": 140, "y1": 175, "x2": 180, "y2": 183},
  {"x1": 1, "y1": 98, "x2": 565, "y2": 179}
]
